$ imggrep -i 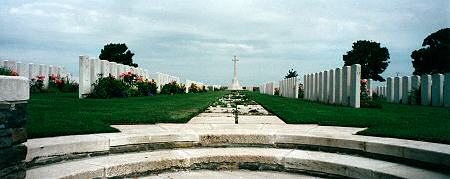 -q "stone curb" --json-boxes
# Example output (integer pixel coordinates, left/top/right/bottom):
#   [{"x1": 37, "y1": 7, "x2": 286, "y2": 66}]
[
  {"x1": 26, "y1": 147, "x2": 449, "y2": 179},
  {"x1": 24, "y1": 124, "x2": 450, "y2": 169}
]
